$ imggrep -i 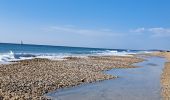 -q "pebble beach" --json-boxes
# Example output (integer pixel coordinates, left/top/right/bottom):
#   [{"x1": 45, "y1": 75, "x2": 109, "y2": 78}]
[{"x1": 0, "y1": 56, "x2": 143, "y2": 100}]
